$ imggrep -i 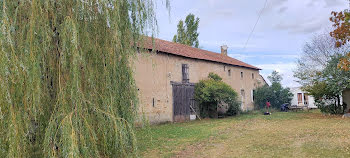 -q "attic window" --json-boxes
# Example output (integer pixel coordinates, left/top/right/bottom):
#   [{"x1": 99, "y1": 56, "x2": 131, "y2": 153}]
[{"x1": 182, "y1": 64, "x2": 189, "y2": 83}]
